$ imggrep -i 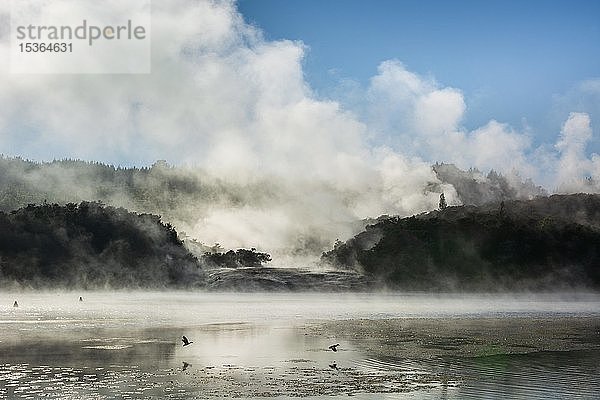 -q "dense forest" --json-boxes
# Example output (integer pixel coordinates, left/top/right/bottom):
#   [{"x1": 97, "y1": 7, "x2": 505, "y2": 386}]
[
  {"x1": 0, "y1": 155, "x2": 545, "y2": 228},
  {"x1": 0, "y1": 156, "x2": 277, "y2": 222},
  {"x1": 0, "y1": 156, "x2": 550, "y2": 258},
  {"x1": 322, "y1": 194, "x2": 600, "y2": 290},
  {"x1": 0, "y1": 202, "x2": 204, "y2": 288},
  {"x1": 2, "y1": 156, "x2": 598, "y2": 291},
  {"x1": 2, "y1": 195, "x2": 600, "y2": 291},
  {"x1": 0, "y1": 202, "x2": 276, "y2": 289},
  {"x1": 0, "y1": 156, "x2": 545, "y2": 216}
]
